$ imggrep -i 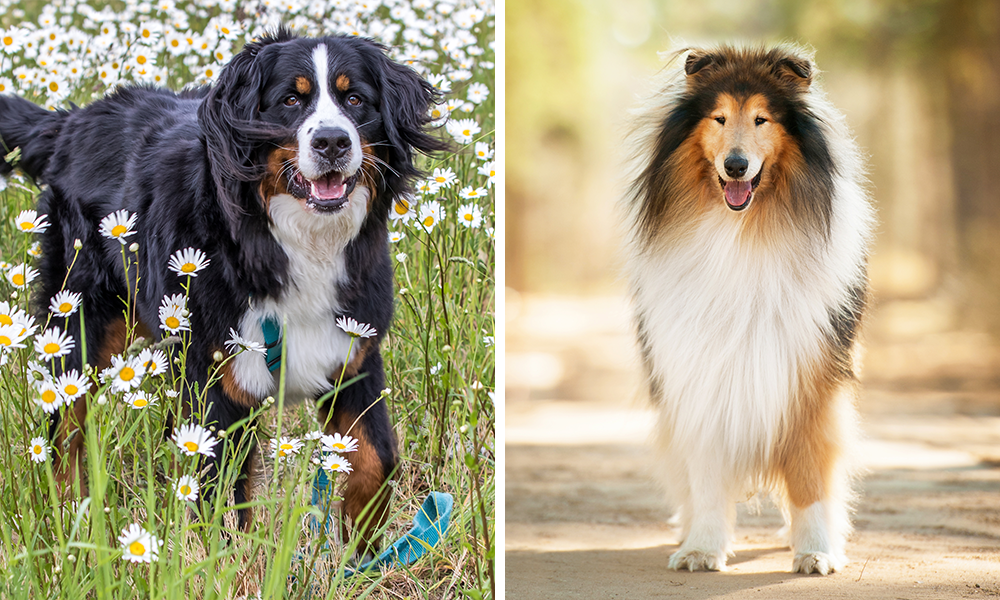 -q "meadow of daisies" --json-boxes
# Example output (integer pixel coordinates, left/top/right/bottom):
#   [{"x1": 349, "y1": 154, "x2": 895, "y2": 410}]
[{"x1": 0, "y1": 0, "x2": 494, "y2": 598}]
